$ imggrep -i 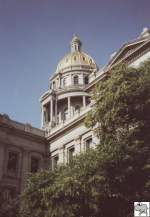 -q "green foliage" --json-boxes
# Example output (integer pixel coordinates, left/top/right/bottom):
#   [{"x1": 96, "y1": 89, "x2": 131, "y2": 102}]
[
  {"x1": 20, "y1": 60, "x2": 150, "y2": 217},
  {"x1": 85, "y1": 60, "x2": 150, "y2": 215},
  {"x1": 20, "y1": 151, "x2": 101, "y2": 217}
]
